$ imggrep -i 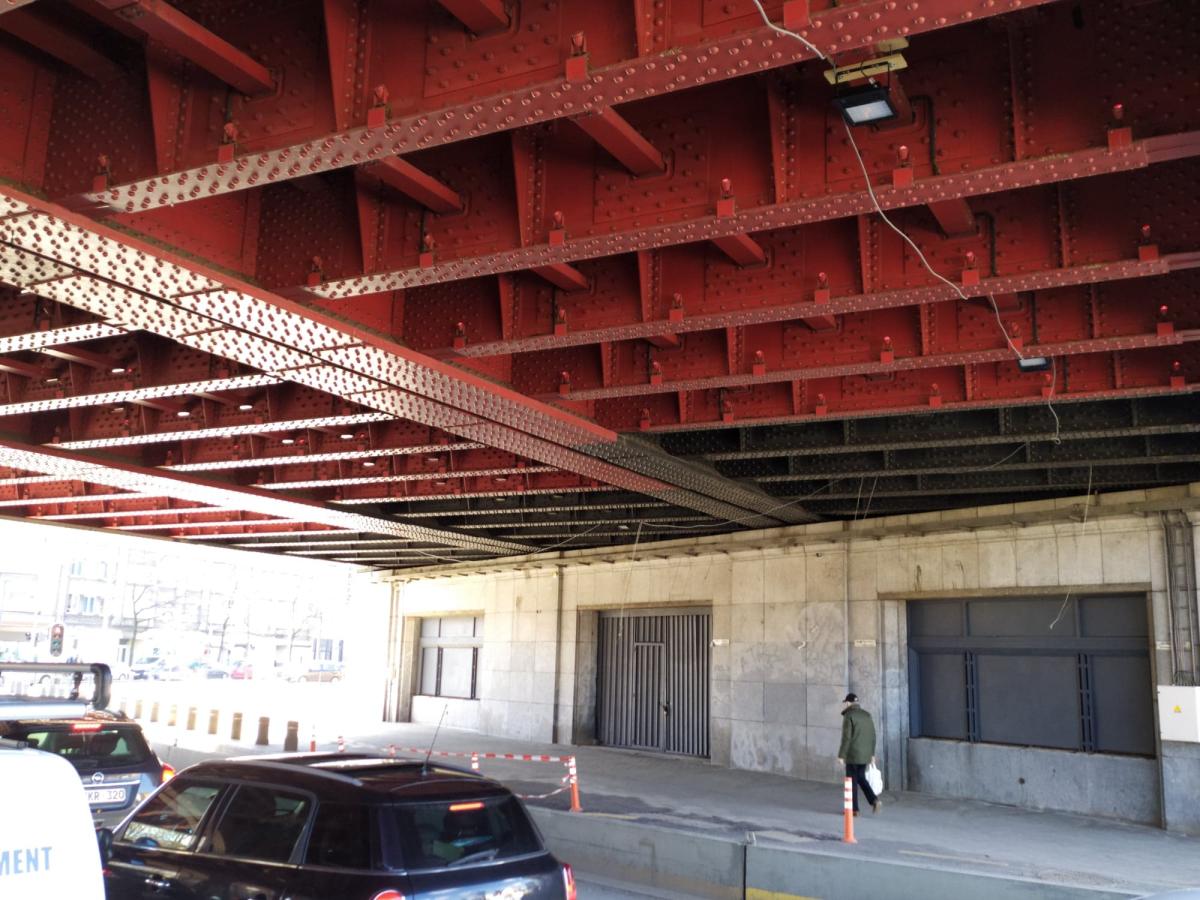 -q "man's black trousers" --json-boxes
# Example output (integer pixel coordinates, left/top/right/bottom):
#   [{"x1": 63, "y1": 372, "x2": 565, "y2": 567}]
[{"x1": 845, "y1": 762, "x2": 878, "y2": 812}]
